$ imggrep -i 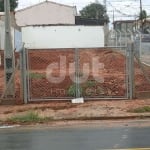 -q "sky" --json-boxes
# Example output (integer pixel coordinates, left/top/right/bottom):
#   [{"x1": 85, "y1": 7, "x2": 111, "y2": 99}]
[{"x1": 17, "y1": 0, "x2": 150, "y2": 25}]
